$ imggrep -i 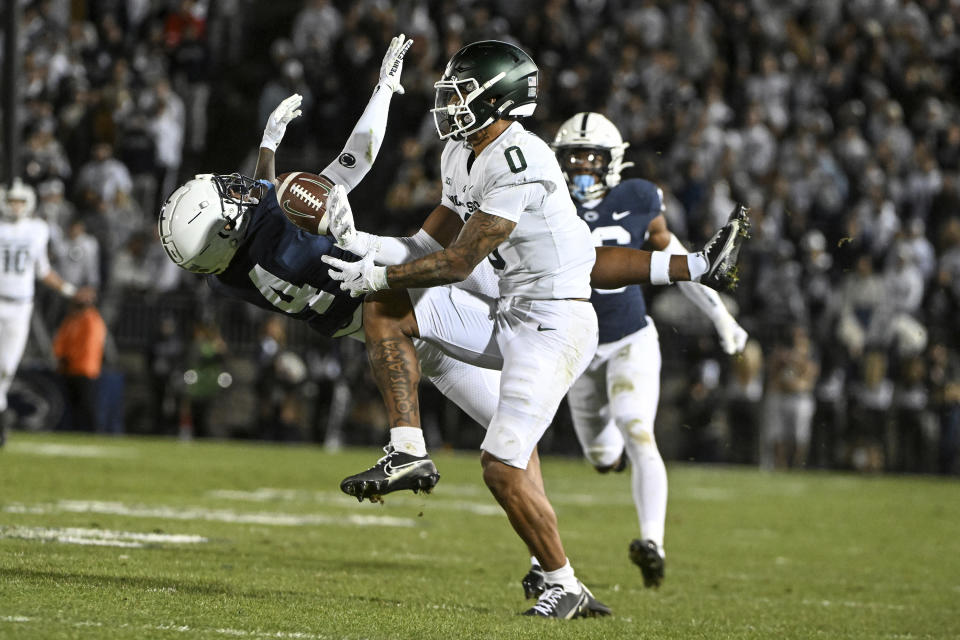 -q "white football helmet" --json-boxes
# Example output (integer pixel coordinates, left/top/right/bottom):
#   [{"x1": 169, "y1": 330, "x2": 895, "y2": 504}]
[
  {"x1": 5, "y1": 178, "x2": 37, "y2": 220},
  {"x1": 158, "y1": 173, "x2": 259, "y2": 274},
  {"x1": 552, "y1": 112, "x2": 634, "y2": 202}
]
